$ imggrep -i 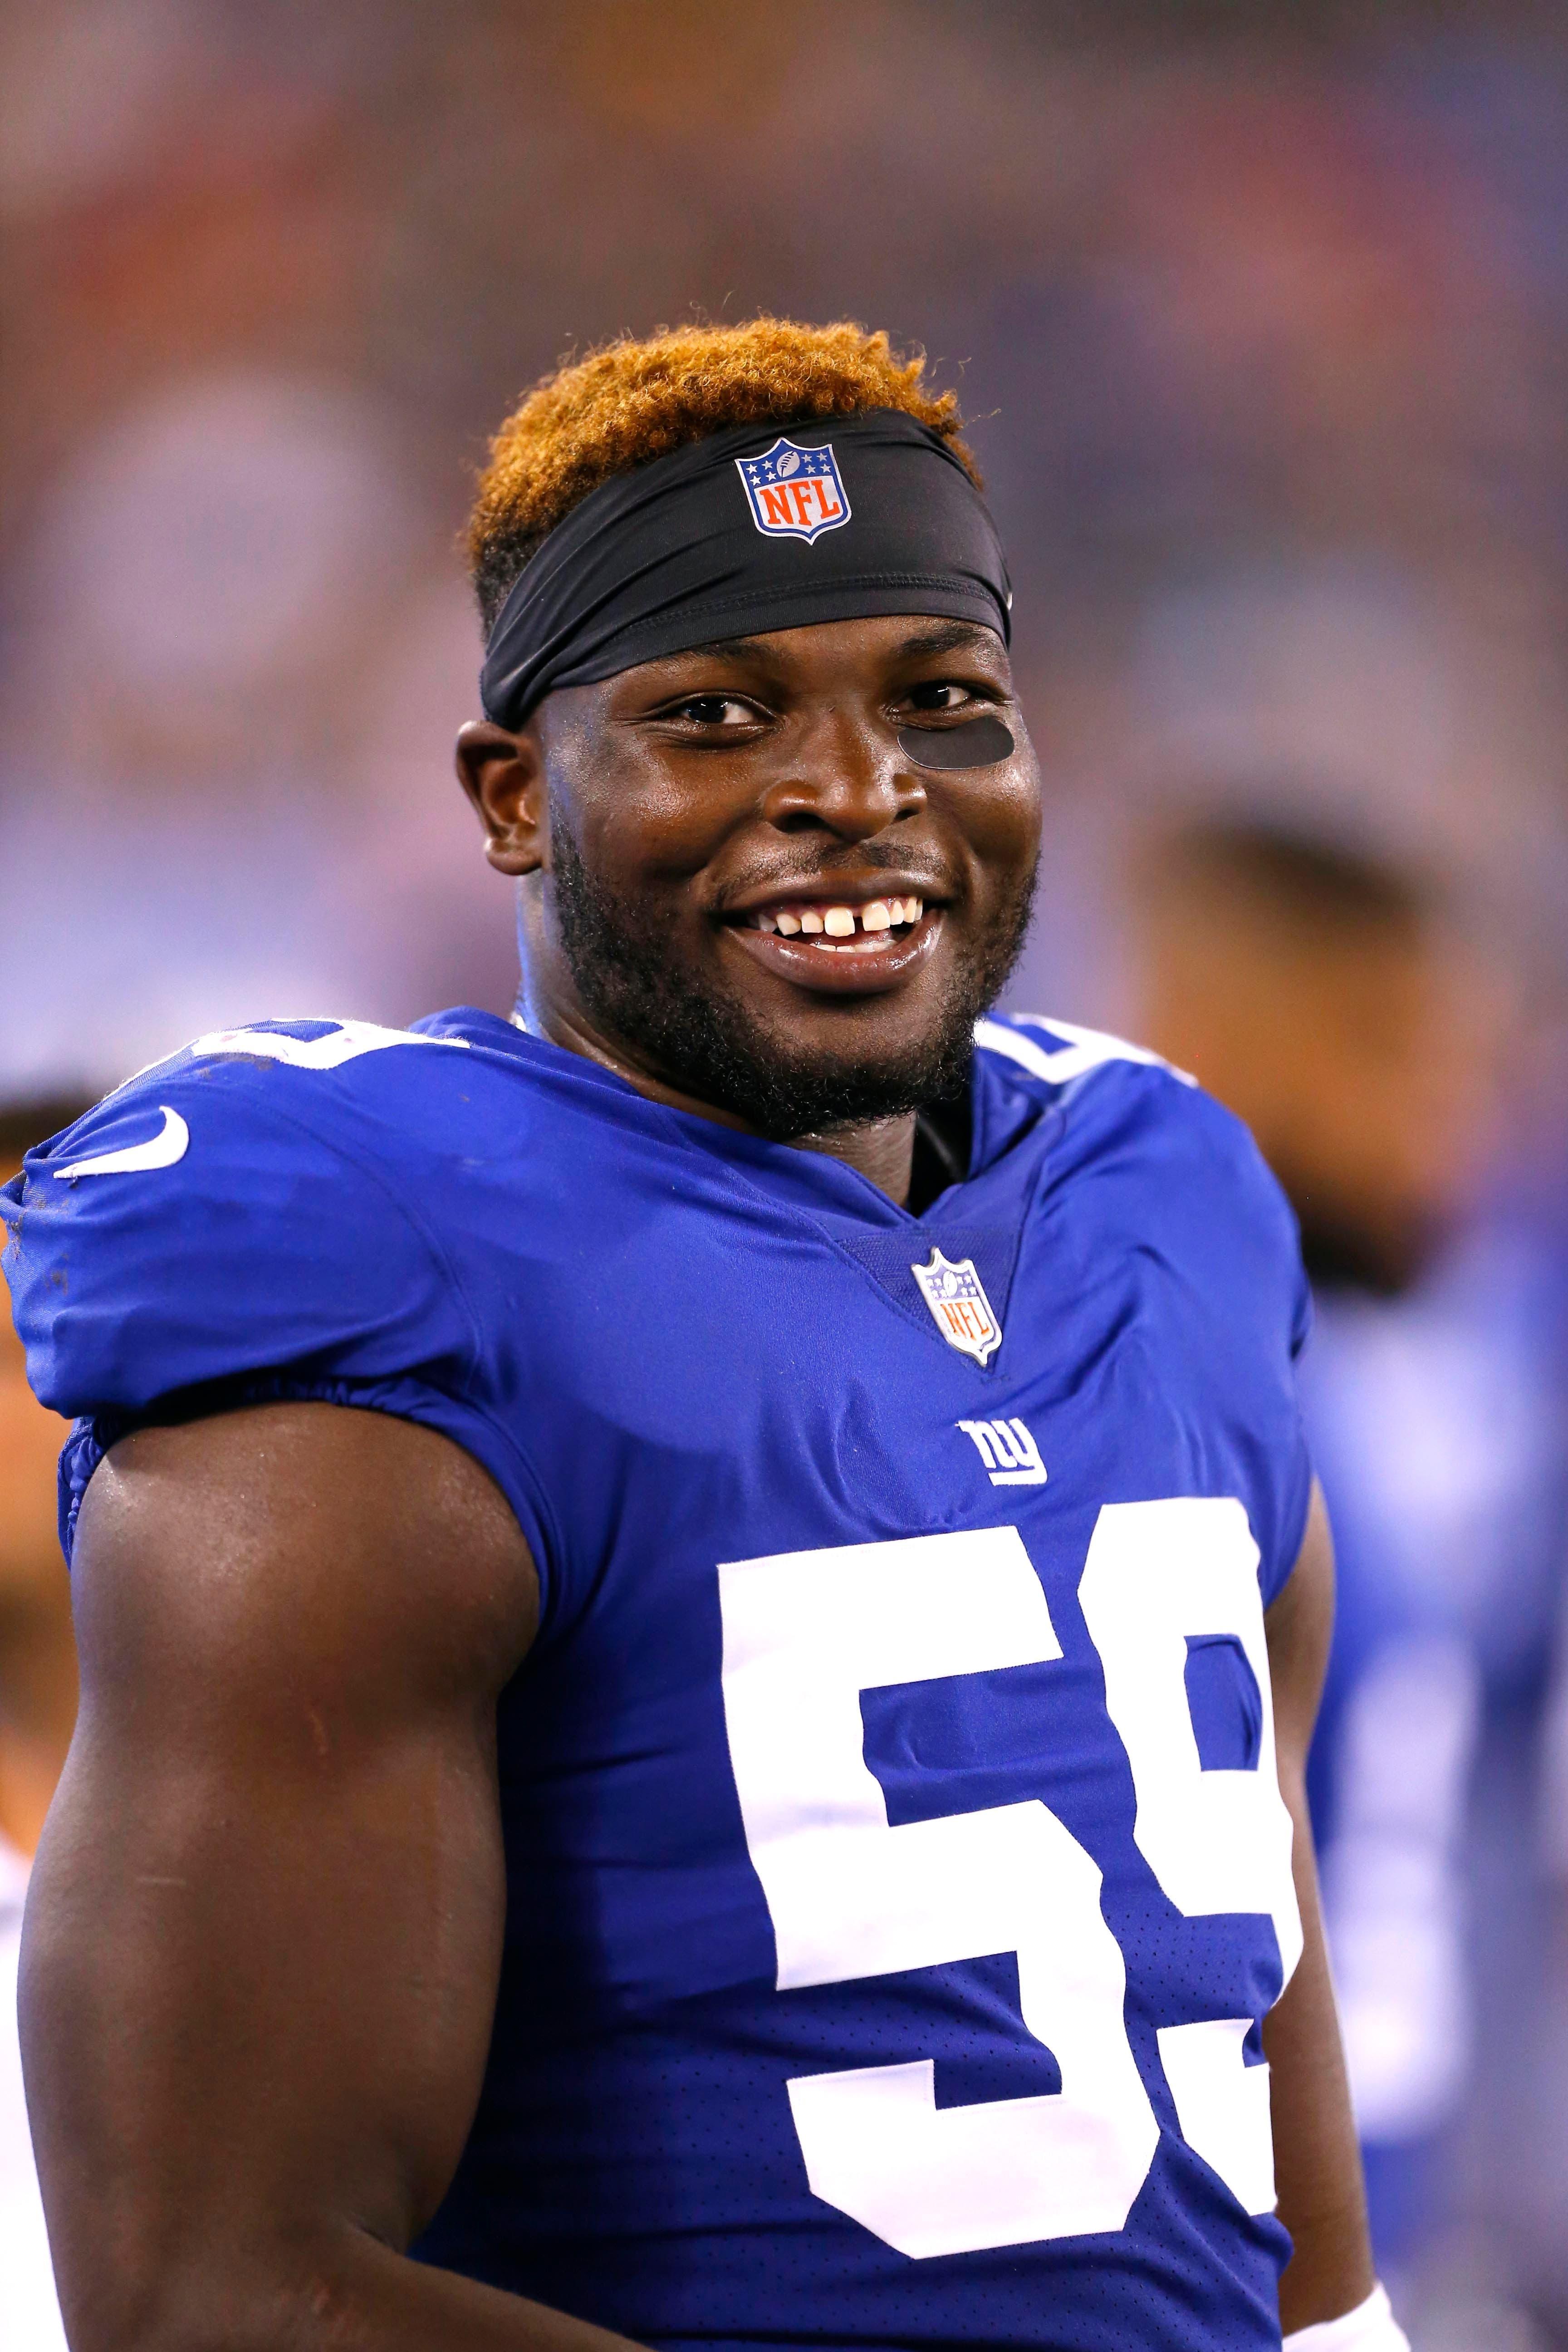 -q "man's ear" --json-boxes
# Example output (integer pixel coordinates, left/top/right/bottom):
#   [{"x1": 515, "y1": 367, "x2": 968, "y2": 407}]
[{"x1": 456, "y1": 720, "x2": 548, "y2": 877}]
